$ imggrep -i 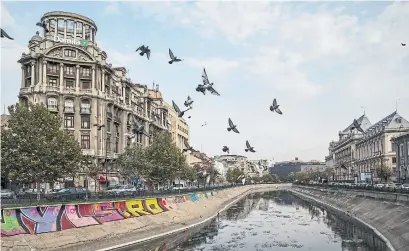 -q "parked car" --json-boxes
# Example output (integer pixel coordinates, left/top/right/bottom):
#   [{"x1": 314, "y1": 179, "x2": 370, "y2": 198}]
[
  {"x1": 48, "y1": 187, "x2": 91, "y2": 200},
  {"x1": 103, "y1": 185, "x2": 137, "y2": 197},
  {"x1": 374, "y1": 183, "x2": 385, "y2": 188},
  {"x1": 401, "y1": 184, "x2": 409, "y2": 190},
  {"x1": 1, "y1": 189, "x2": 15, "y2": 199}
]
